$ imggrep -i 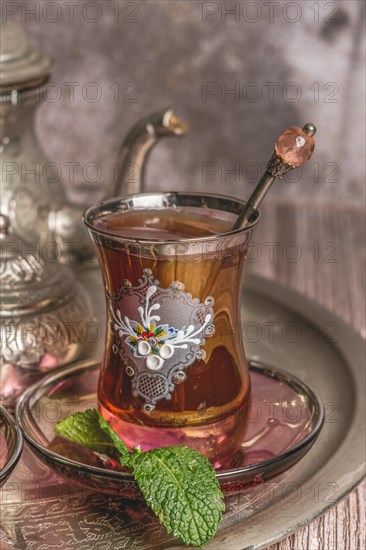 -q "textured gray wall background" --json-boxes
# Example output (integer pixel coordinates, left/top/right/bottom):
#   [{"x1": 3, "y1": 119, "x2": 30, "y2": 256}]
[{"x1": 5, "y1": 0, "x2": 366, "y2": 206}]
